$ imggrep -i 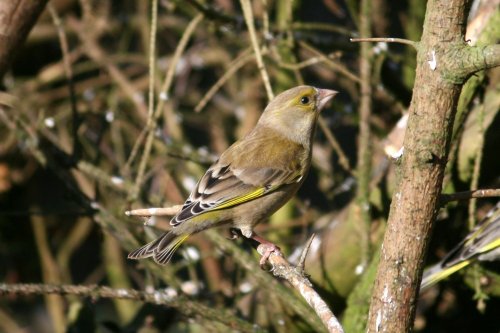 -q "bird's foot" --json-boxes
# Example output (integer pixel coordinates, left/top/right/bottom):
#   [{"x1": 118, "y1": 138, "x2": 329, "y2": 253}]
[
  {"x1": 258, "y1": 243, "x2": 282, "y2": 268},
  {"x1": 250, "y1": 233, "x2": 282, "y2": 268}
]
